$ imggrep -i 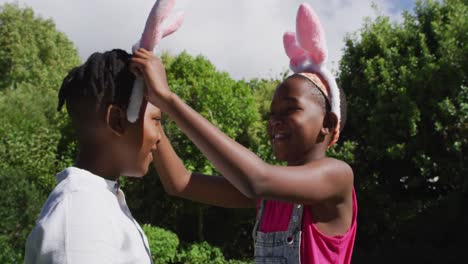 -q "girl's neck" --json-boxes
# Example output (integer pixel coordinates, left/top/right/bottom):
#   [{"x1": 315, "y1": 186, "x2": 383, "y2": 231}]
[{"x1": 75, "y1": 145, "x2": 120, "y2": 181}]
